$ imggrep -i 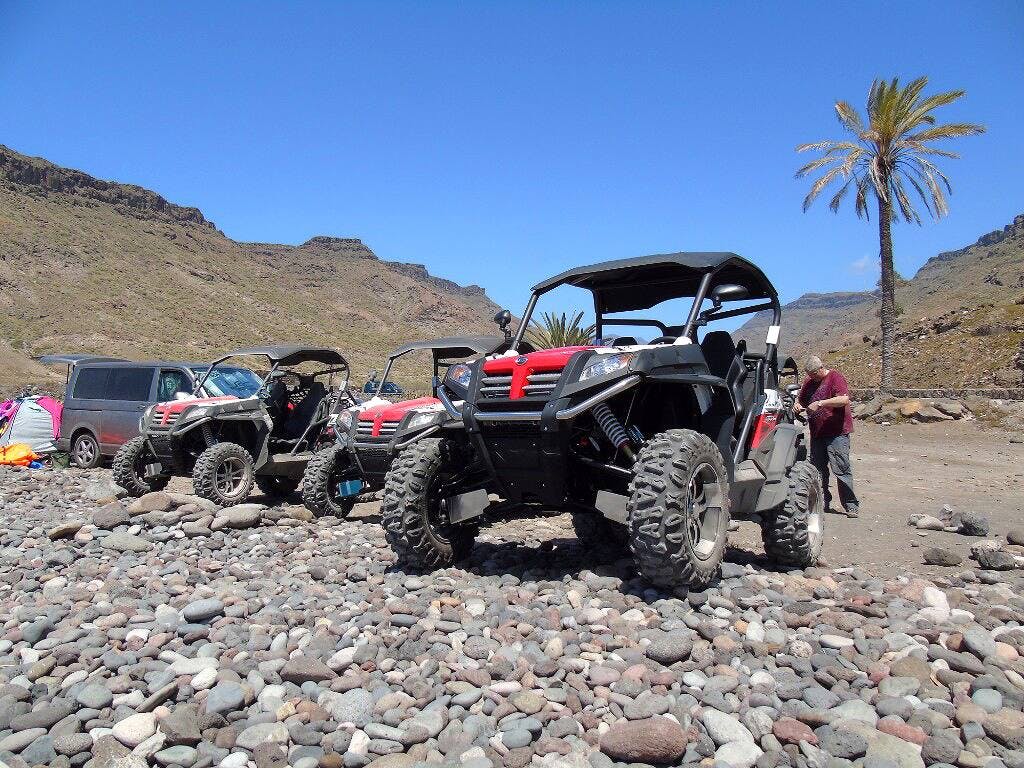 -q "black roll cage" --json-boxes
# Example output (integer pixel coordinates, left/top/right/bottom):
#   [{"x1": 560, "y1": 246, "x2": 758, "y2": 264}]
[
  {"x1": 374, "y1": 347, "x2": 476, "y2": 397},
  {"x1": 192, "y1": 353, "x2": 351, "y2": 398},
  {"x1": 510, "y1": 267, "x2": 782, "y2": 362}
]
